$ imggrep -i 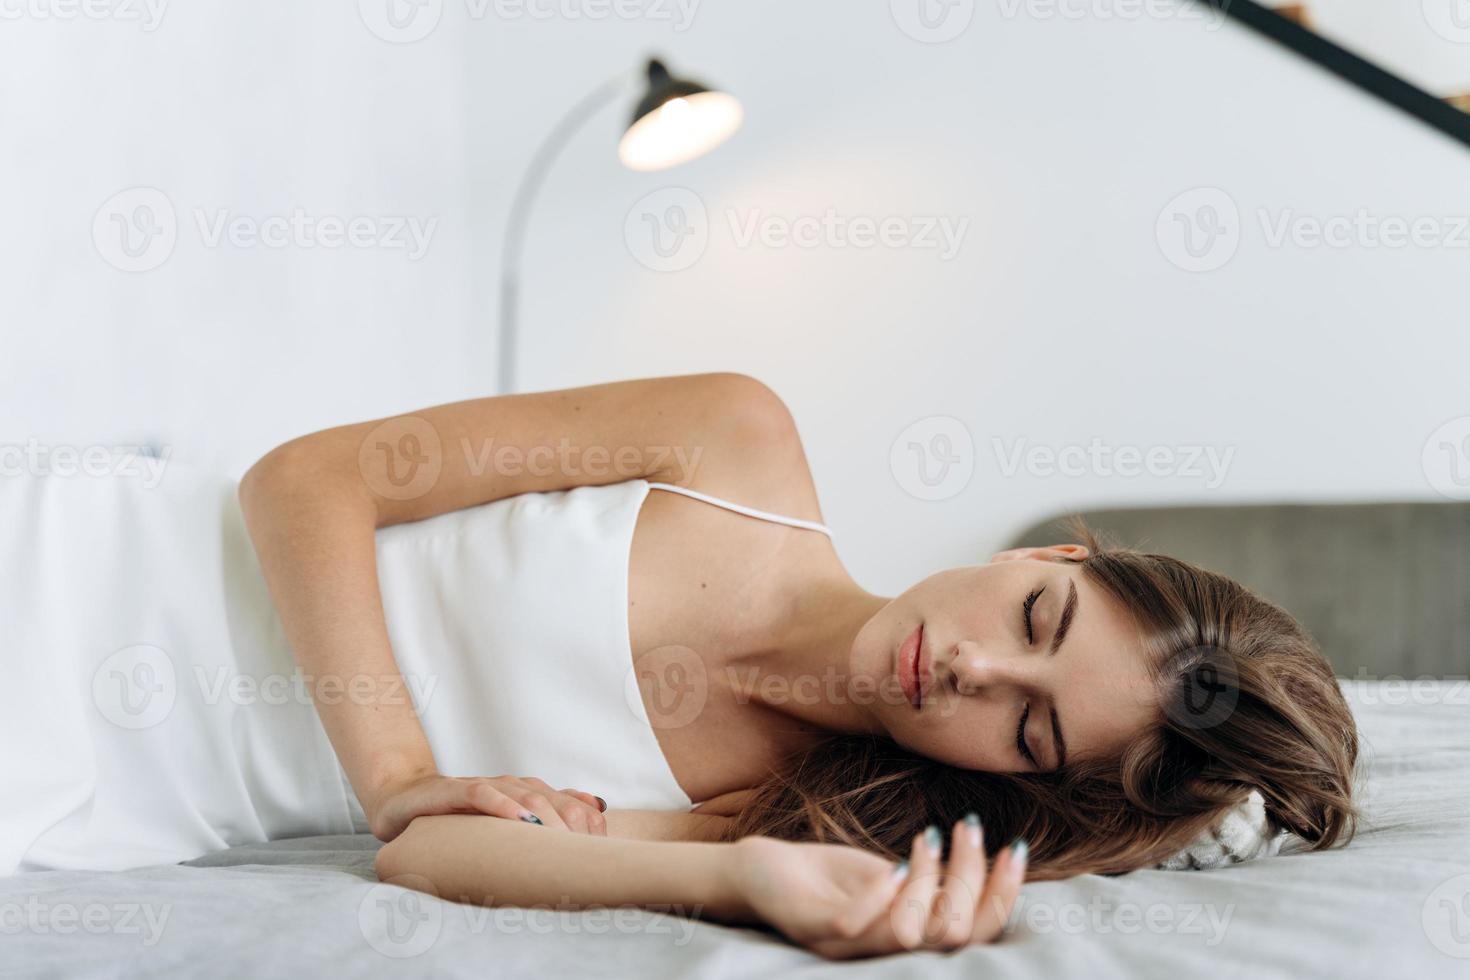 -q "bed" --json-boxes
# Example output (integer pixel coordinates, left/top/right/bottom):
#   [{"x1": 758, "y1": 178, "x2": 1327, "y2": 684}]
[{"x1": 6, "y1": 678, "x2": 1467, "y2": 978}]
